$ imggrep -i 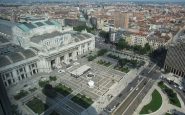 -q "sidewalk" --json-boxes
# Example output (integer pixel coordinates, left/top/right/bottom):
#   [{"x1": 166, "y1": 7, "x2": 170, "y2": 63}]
[{"x1": 81, "y1": 65, "x2": 147, "y2": 115}]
